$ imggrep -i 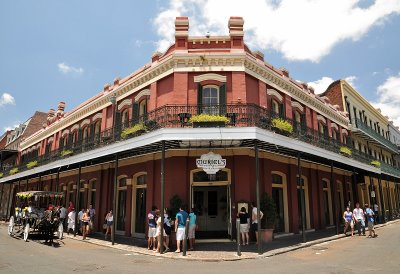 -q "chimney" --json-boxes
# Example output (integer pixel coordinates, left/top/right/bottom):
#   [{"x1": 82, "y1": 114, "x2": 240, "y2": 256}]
[
  {"x1": 308, "y1": 86, "x2": 315, "y2": 94},
  {"x1": 57, "y1": 102, "x2": 65, "y2": 118},
  {"x1": 301, "y1": 82, "x2": 308, "y2": 90},
  {"x1": 280, "y1": 67, "x2": 289, "y2": 77},
  {"x1": 113, "y1": 77, "x2": 121, "y2": 87},
  {"x1": 175, "y1": 16, "x2": 189, "y2": 49},
  {"x1": 254, "y1": 51, "x2": 264, "y2": 62},
  {"x1": 152, "y1": 51, "x2": 162, "y2": 62},
  {"x1": 47, "y1": 108, "x2": 56, "y2": 125},
  {"x1": 228, "y1": 16, "x2": 244, "y2": 49}
]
